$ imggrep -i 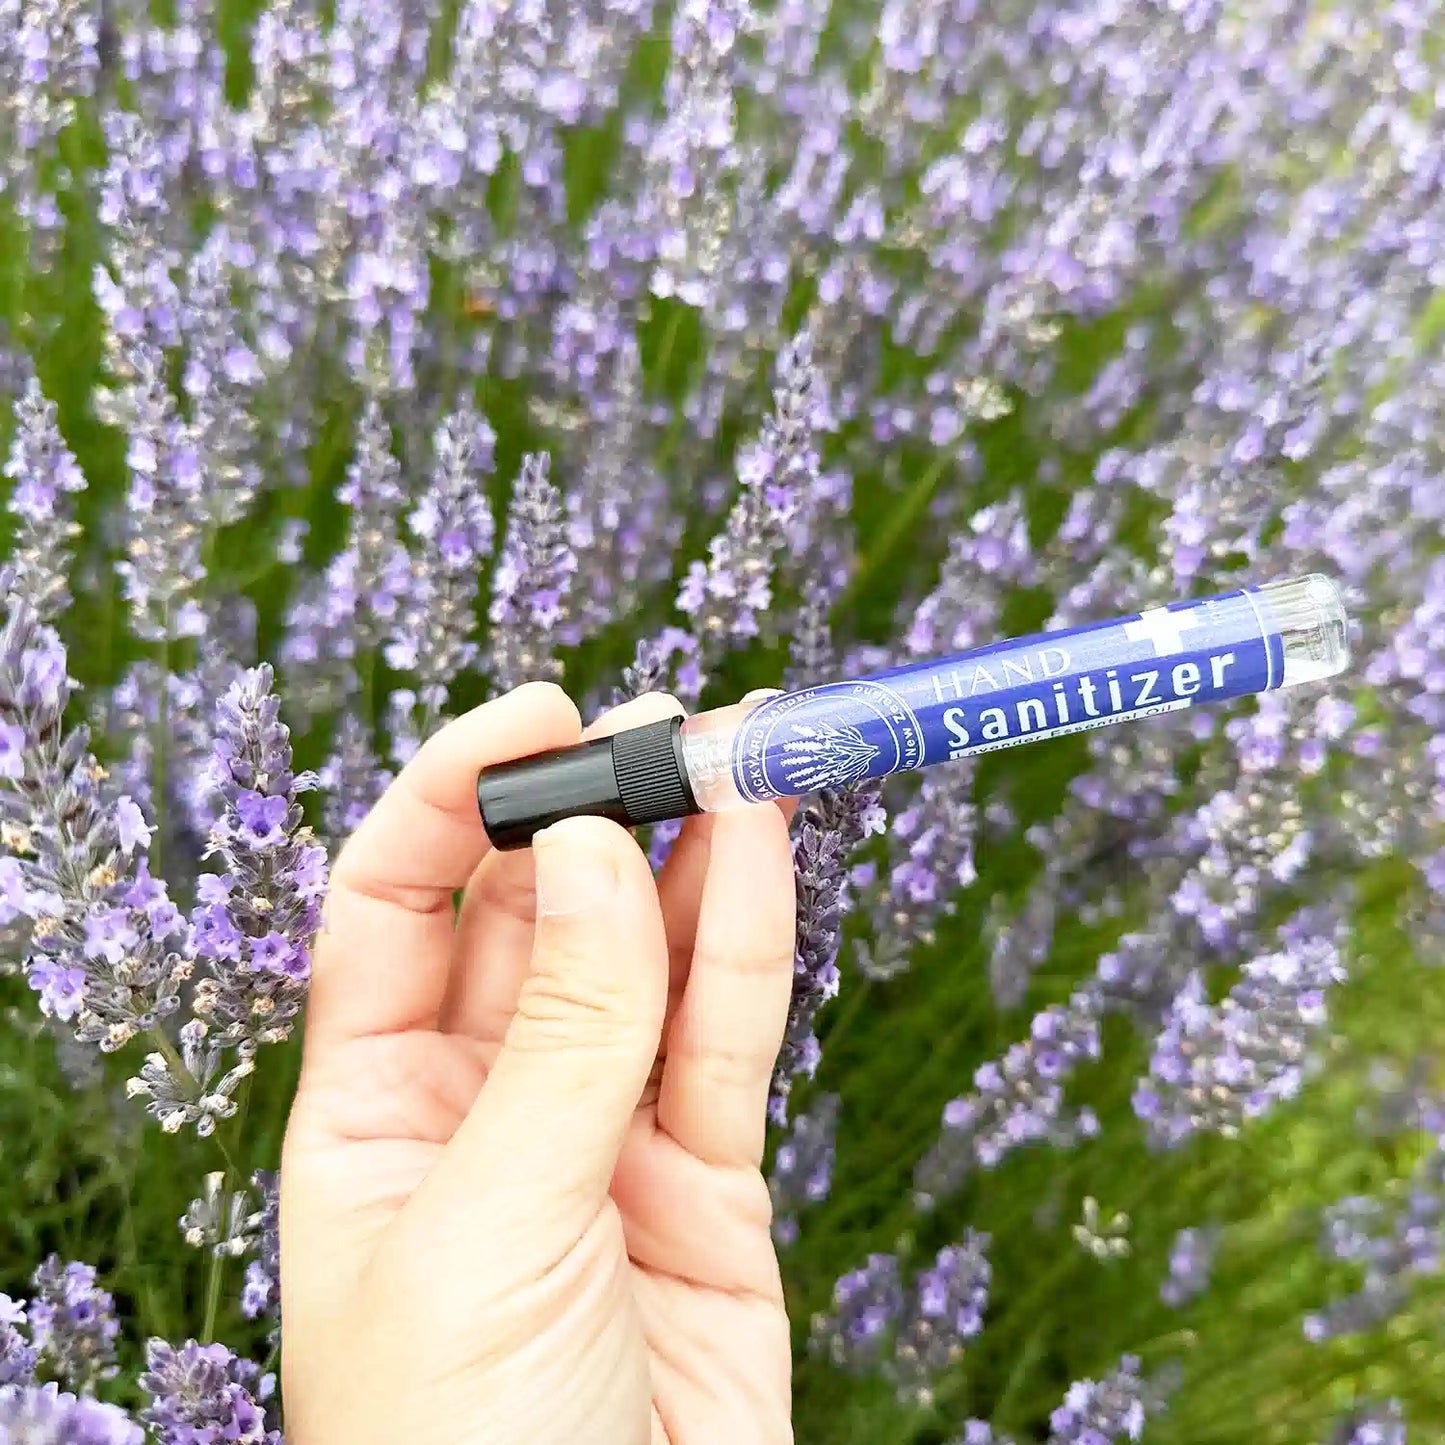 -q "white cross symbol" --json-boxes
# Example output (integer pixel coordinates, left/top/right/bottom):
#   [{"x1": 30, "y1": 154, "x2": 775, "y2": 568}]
[{"x1": 1124, "y1": 606, "x2": 1202, "y2": 656}]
